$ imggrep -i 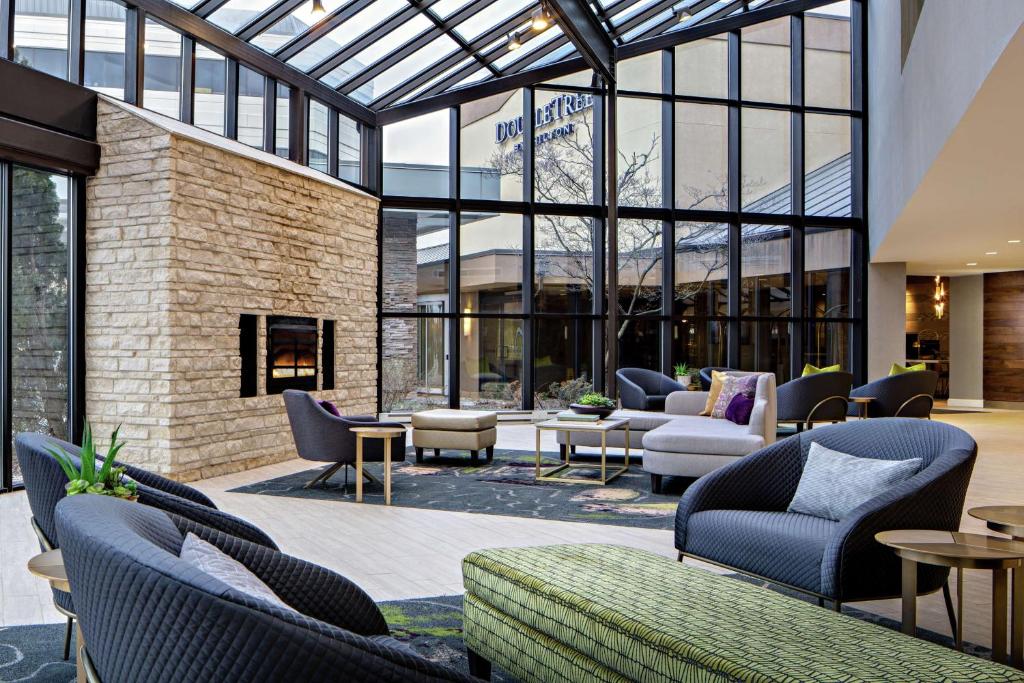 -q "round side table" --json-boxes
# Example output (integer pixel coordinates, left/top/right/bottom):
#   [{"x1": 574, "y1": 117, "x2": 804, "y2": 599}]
[
  {"x1": 849, "y1": 396, "x2": 874, "y2": 419},
  {"x1": 350, "y1": 426, "x2": 405, "y2": 506},
  {"x1": 27, "y1": 549, "x2": 86, "y2": 683},
  {"x1": 876, "y1": 529, "x2": 1024, "y2": 666},
  {"x1": 970, "y1": 505, "x2": 1024, "y2": 667}
]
